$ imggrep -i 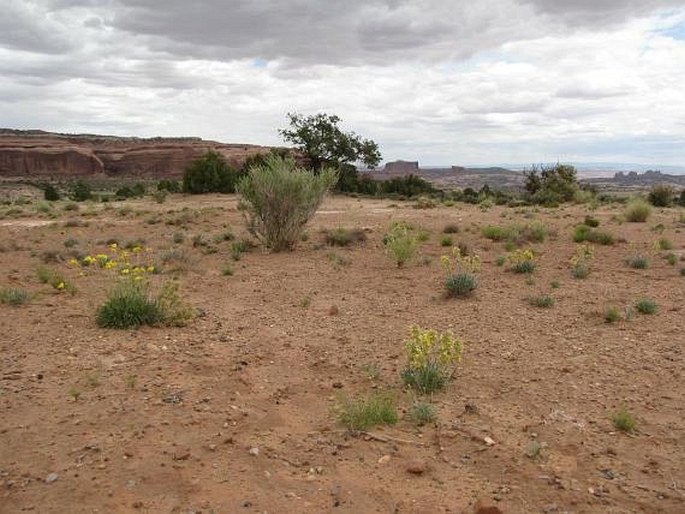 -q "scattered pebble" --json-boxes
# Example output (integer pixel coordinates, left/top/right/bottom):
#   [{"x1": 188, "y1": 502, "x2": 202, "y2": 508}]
[
  {"x1": 45, "y1": 473, "x2": 59, "y2": 484},
  {"x1": 406, "y1": 459, "x2": 427, "y2": 475},
  {"x1": 248, "y1": 447, "x2": 260, "y2": 456}
]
